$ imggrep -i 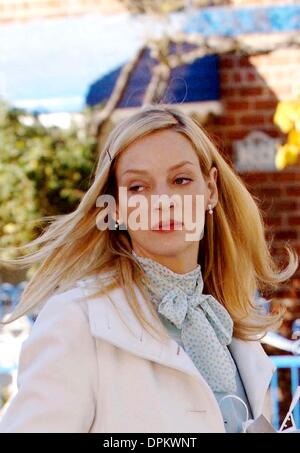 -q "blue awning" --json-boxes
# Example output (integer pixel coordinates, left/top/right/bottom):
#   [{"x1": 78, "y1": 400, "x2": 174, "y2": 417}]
[{"x1": 86, "y1": 45, "x2": 220, "y2": 108}]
